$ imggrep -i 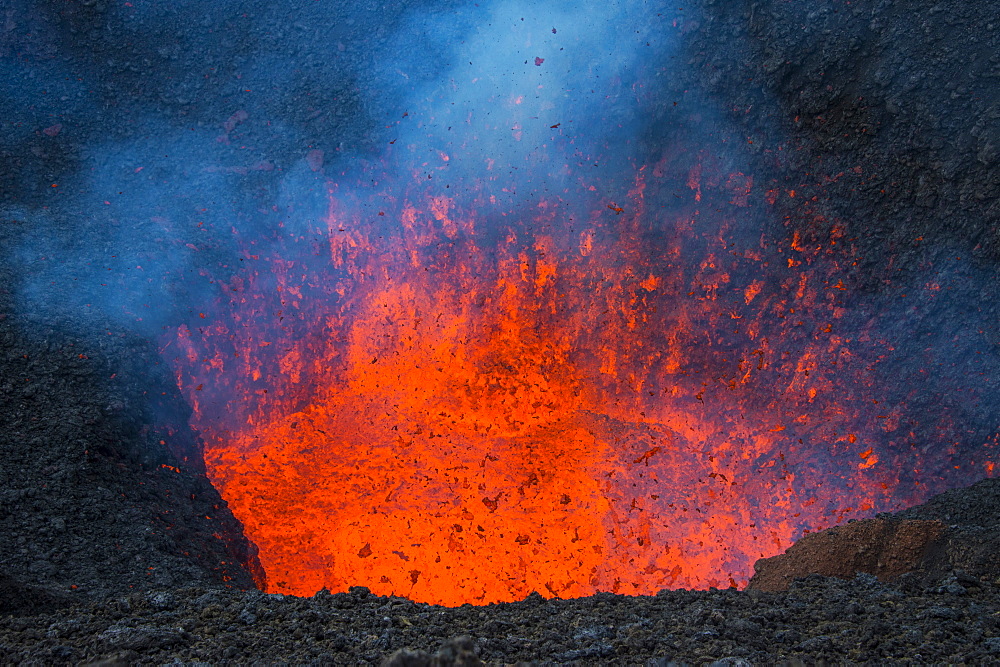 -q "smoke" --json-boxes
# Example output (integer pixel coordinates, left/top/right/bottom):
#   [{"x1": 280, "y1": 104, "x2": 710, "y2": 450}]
[
  {"x1": 359, "y1": 0, "x2": 659, "y2": 206},
  {"x1": 0, "y1": 0, "x2": 370, "y2": 327},
  {"x1": 10, "y1": 122, "x2": 243, "y2": 328},
  {"x1": 3, "y1": 0, "x2": 679, "y2": 331}
]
